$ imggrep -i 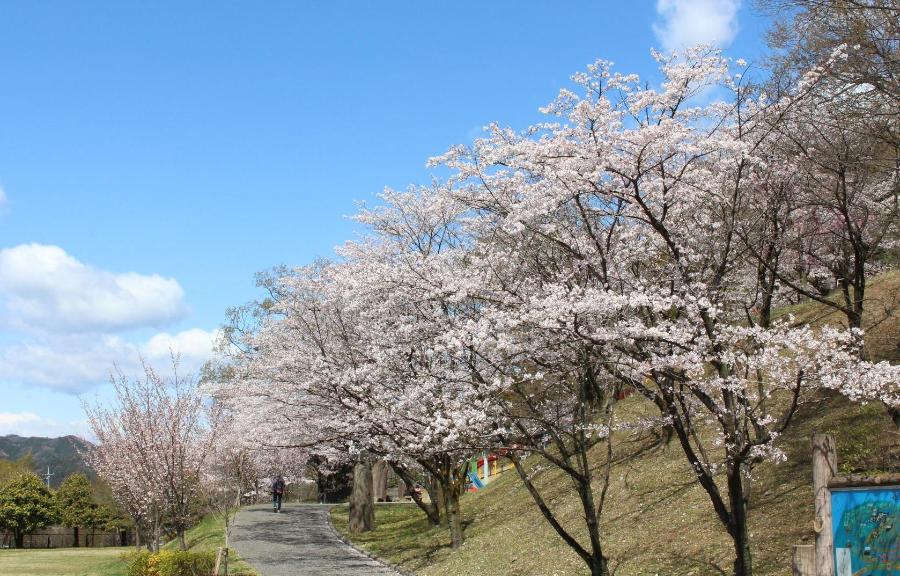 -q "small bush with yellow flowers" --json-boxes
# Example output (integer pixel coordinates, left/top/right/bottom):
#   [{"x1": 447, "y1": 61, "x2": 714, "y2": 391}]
[{"x1": 123, "y1": 549, "x2": 217, "y2": 576}]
